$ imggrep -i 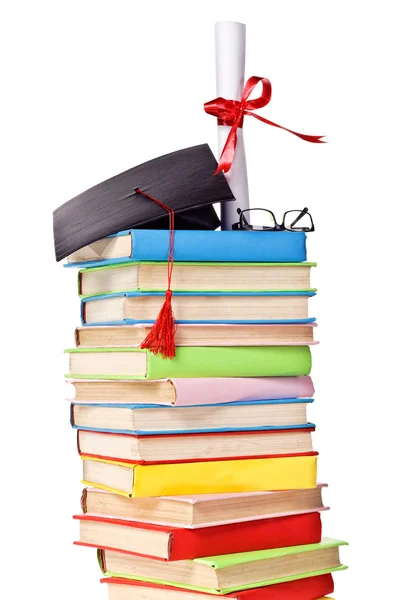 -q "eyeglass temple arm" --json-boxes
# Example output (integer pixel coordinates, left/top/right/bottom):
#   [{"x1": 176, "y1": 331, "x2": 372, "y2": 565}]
[
  {"x1": 289, "y1": 207, "x2": 309, "y2": 228},
  {"x1": 237, "y1": 207, "x2": 250, "y2": 227}
]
